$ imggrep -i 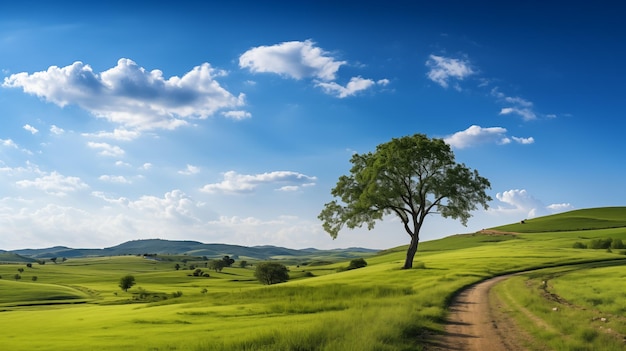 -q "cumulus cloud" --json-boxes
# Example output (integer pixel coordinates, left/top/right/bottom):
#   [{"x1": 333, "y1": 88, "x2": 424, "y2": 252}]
[
  {"x1": 426, "y1": 55, "x2": 475, "y2": 89},
  {"x1": 200, "y1": 170, "x2": 317, "y2": 194},
  {"x1": 87, "y1": 142, "x2": 125, "y2": 157},
  {"x1": 16, "y1": 171, "x2": 88, "y2": 196},
  {"x1": 178, "y1": 164, "x2": 200, "y2": 175},
  {"x1": 3, "y1": 58, "x2": 246, "y2": 130},
  {"x1": 493, "y1": 189, "x2": 572, "y2": 218},
  {"x1": 23, "y1": 124, "x2": 39, "y2": 134},
  {"x1": 239, "y1": 39, "x2": 345, "y2": 81},
  {"x1": 444, "y1": 125, "x2": 535, "y2": 149},
  {"x1": 240, "y1": 40, "x2": 386, "y2": 98}
]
